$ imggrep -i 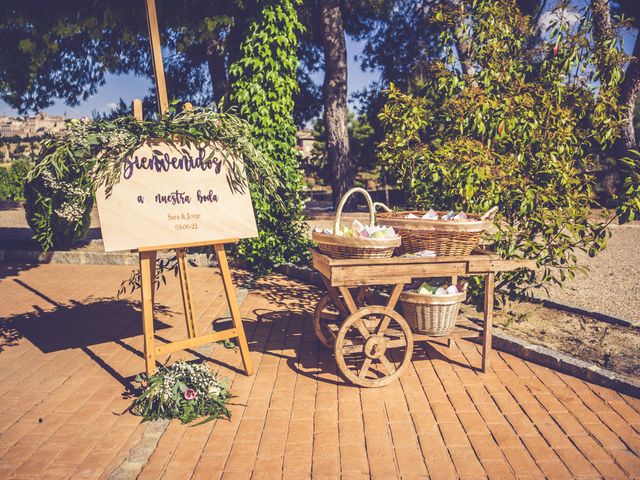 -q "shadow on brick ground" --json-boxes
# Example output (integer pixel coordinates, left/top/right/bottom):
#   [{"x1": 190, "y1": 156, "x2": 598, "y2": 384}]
[
  {"x1": 0, "y1": 298, "x2": 172, "y2": 354},
  {"x1": 0, "y1": 283, "x2": 176, "y2": 391},
  {"x1": 0, "y1": 261, "x2": 41, "y2": 280},
  {"x1": 249, "y1": 308, "x2": 481, "y2": 387}
]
